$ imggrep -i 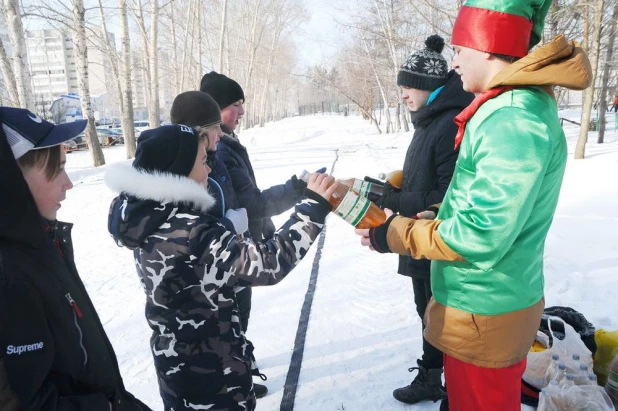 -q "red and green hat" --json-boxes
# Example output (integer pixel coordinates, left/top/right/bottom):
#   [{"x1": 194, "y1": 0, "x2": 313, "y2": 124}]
[{"x1": 451, "y1": 0, "x2": 552, "y2": 57}]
